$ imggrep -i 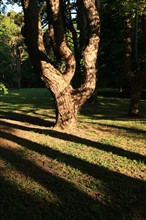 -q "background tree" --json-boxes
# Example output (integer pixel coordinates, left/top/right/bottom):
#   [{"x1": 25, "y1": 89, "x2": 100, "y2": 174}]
[
  {"x1": 0, "y1": 10, "x2": 24, "y2": 88},
  {"x1": 122, "y1": 0, "x2": 146, "y2": 116},
  {"x1": 98, "y1": 0, "x2": 146, "y2": 116},
  {"x1": 0, "y1": 13, "x2": 15, "y2": 88}
]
